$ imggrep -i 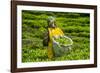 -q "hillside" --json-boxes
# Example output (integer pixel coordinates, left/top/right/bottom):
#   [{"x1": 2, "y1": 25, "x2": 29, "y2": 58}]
[{"x1": 22, "y1": 10, "x2": 90, "y2": 62}]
